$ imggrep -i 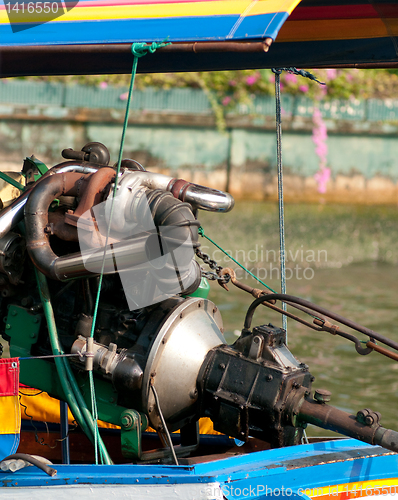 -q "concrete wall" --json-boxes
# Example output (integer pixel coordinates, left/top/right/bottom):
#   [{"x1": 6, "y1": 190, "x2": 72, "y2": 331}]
[{"x1": 0, "y1": 90, "x2": 398, "y2": 204}]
